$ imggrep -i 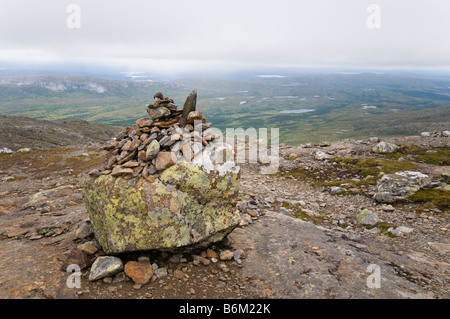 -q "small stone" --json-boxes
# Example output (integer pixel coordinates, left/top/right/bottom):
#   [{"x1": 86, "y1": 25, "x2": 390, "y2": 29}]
[
  {"x1": 246, "y1": 209, "x2": 258, "y2": 217},
  {"x1": 280, "y1": 207, "x2": 291, "y2": 217},
  {"x1": 198, "y1": 257, "x2": 210, "y2": 266},
  {"x1": 219, "y1": 250, "x2": 234, "y2": 261},
  {"x1": 146, "y1": 140, "x2": 160, "y2": 160},
  {"x1": 356, "y1": 209, "x2": 381, "y2": 226},
  {"x1": 330, "y1": 186, "x2": 345, "y2": 195},
  {"x1": 111, "y1": 166, "x2": 134, "y2": 177},
  {"x1": 186, "y1": 110, "x2": 205, "y2": 125},
  {"x1": 77, "y1": 242, "x2": 98, "y2": 255},
  {"x1": 232, "y1": 250, "x2": 241, "y2": 261},
  {"x1": 173, "y1": 269, "x2": 185, "y2": 280},
  {"x1": 383, "y1": 205, "x2": 395, "y2": 212},
  {"x1": 138, "y1": 256, "x2": 150, "y2": 264},
  {"x1": 155, "y1": 151, "x2": 175, "y2": 171},
  {"x1": 124, "y1": 261, "x2": 154, "y2": 284},
  {"x1": 61, "y1": 249, "x2": 91, "y2": 271},
  {"x1": 102, "y1": 277, "x2": 113, "y2": 284},
  {"x1": 395, "y1": 226, "x2": 413, "y2": 234},
  {"x1": 206, "y1": 248, "x2": 218, "y2": 259},
  {"x1": 314, "y1": 150, "x2": 332, "y2": 160},
  {"x1": 154, "y1": 267, "x2": 168, "y2": 279},
  {"x1": 89, "y1": 256, "x2": 123, "y2": 281},
  {"x1": 75, "y1": 221, "x2": 93, "y2": 239}
]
